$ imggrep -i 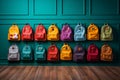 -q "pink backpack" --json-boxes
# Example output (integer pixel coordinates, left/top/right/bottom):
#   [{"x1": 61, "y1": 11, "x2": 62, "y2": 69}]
[{"x1": 60, "y1": 24, "x2": 72, "y2": 41}]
